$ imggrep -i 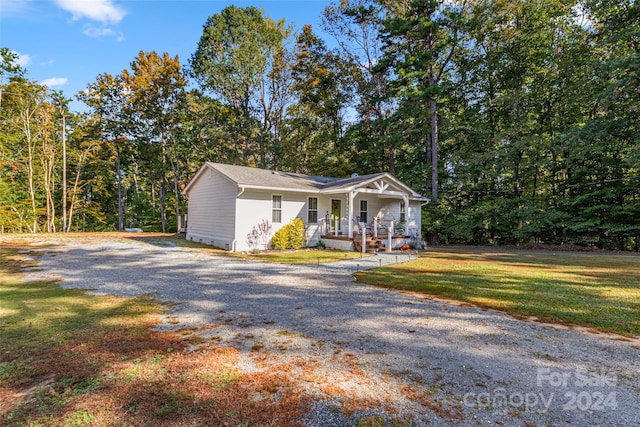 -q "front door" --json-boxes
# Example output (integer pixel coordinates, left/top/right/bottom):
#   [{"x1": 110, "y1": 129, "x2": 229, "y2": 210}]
[{"x1": 331, "y1": 199, "x2": 341, "y2": 234}]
